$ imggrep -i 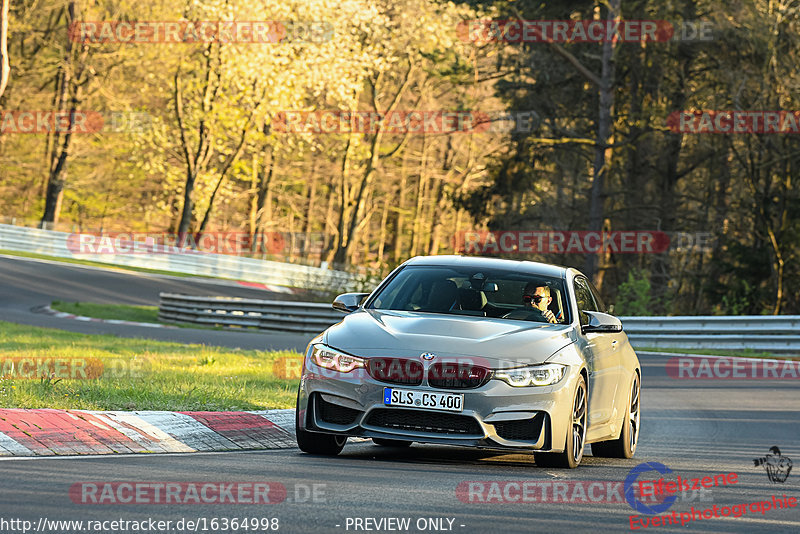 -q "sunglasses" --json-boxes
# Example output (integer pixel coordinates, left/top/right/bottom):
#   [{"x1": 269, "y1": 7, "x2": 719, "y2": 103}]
[{"x1": 523, "y1": 295, "x2": 545, "y2": 303}]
